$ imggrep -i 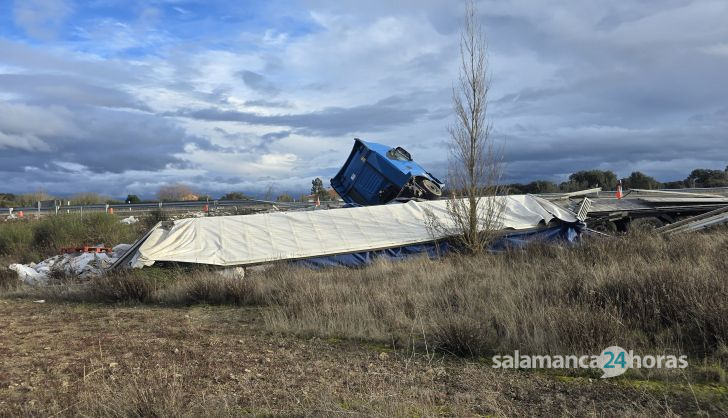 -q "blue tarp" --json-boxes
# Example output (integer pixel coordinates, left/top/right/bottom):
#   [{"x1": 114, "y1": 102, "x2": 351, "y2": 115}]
[{"x1": 292, "y1": 222, "x2": 583, "y2": 268}]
